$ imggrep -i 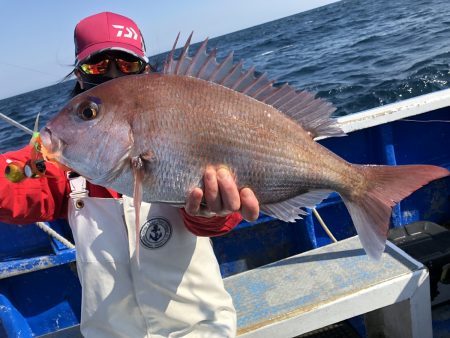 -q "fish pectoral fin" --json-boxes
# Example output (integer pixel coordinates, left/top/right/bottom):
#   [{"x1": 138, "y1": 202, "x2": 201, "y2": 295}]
[
  {"x1": 132, "y1": 157, "x2": 145, "y2": 267},
  {"x1": 260, "y1": 190, "x2": 332, "y2": 222}
]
